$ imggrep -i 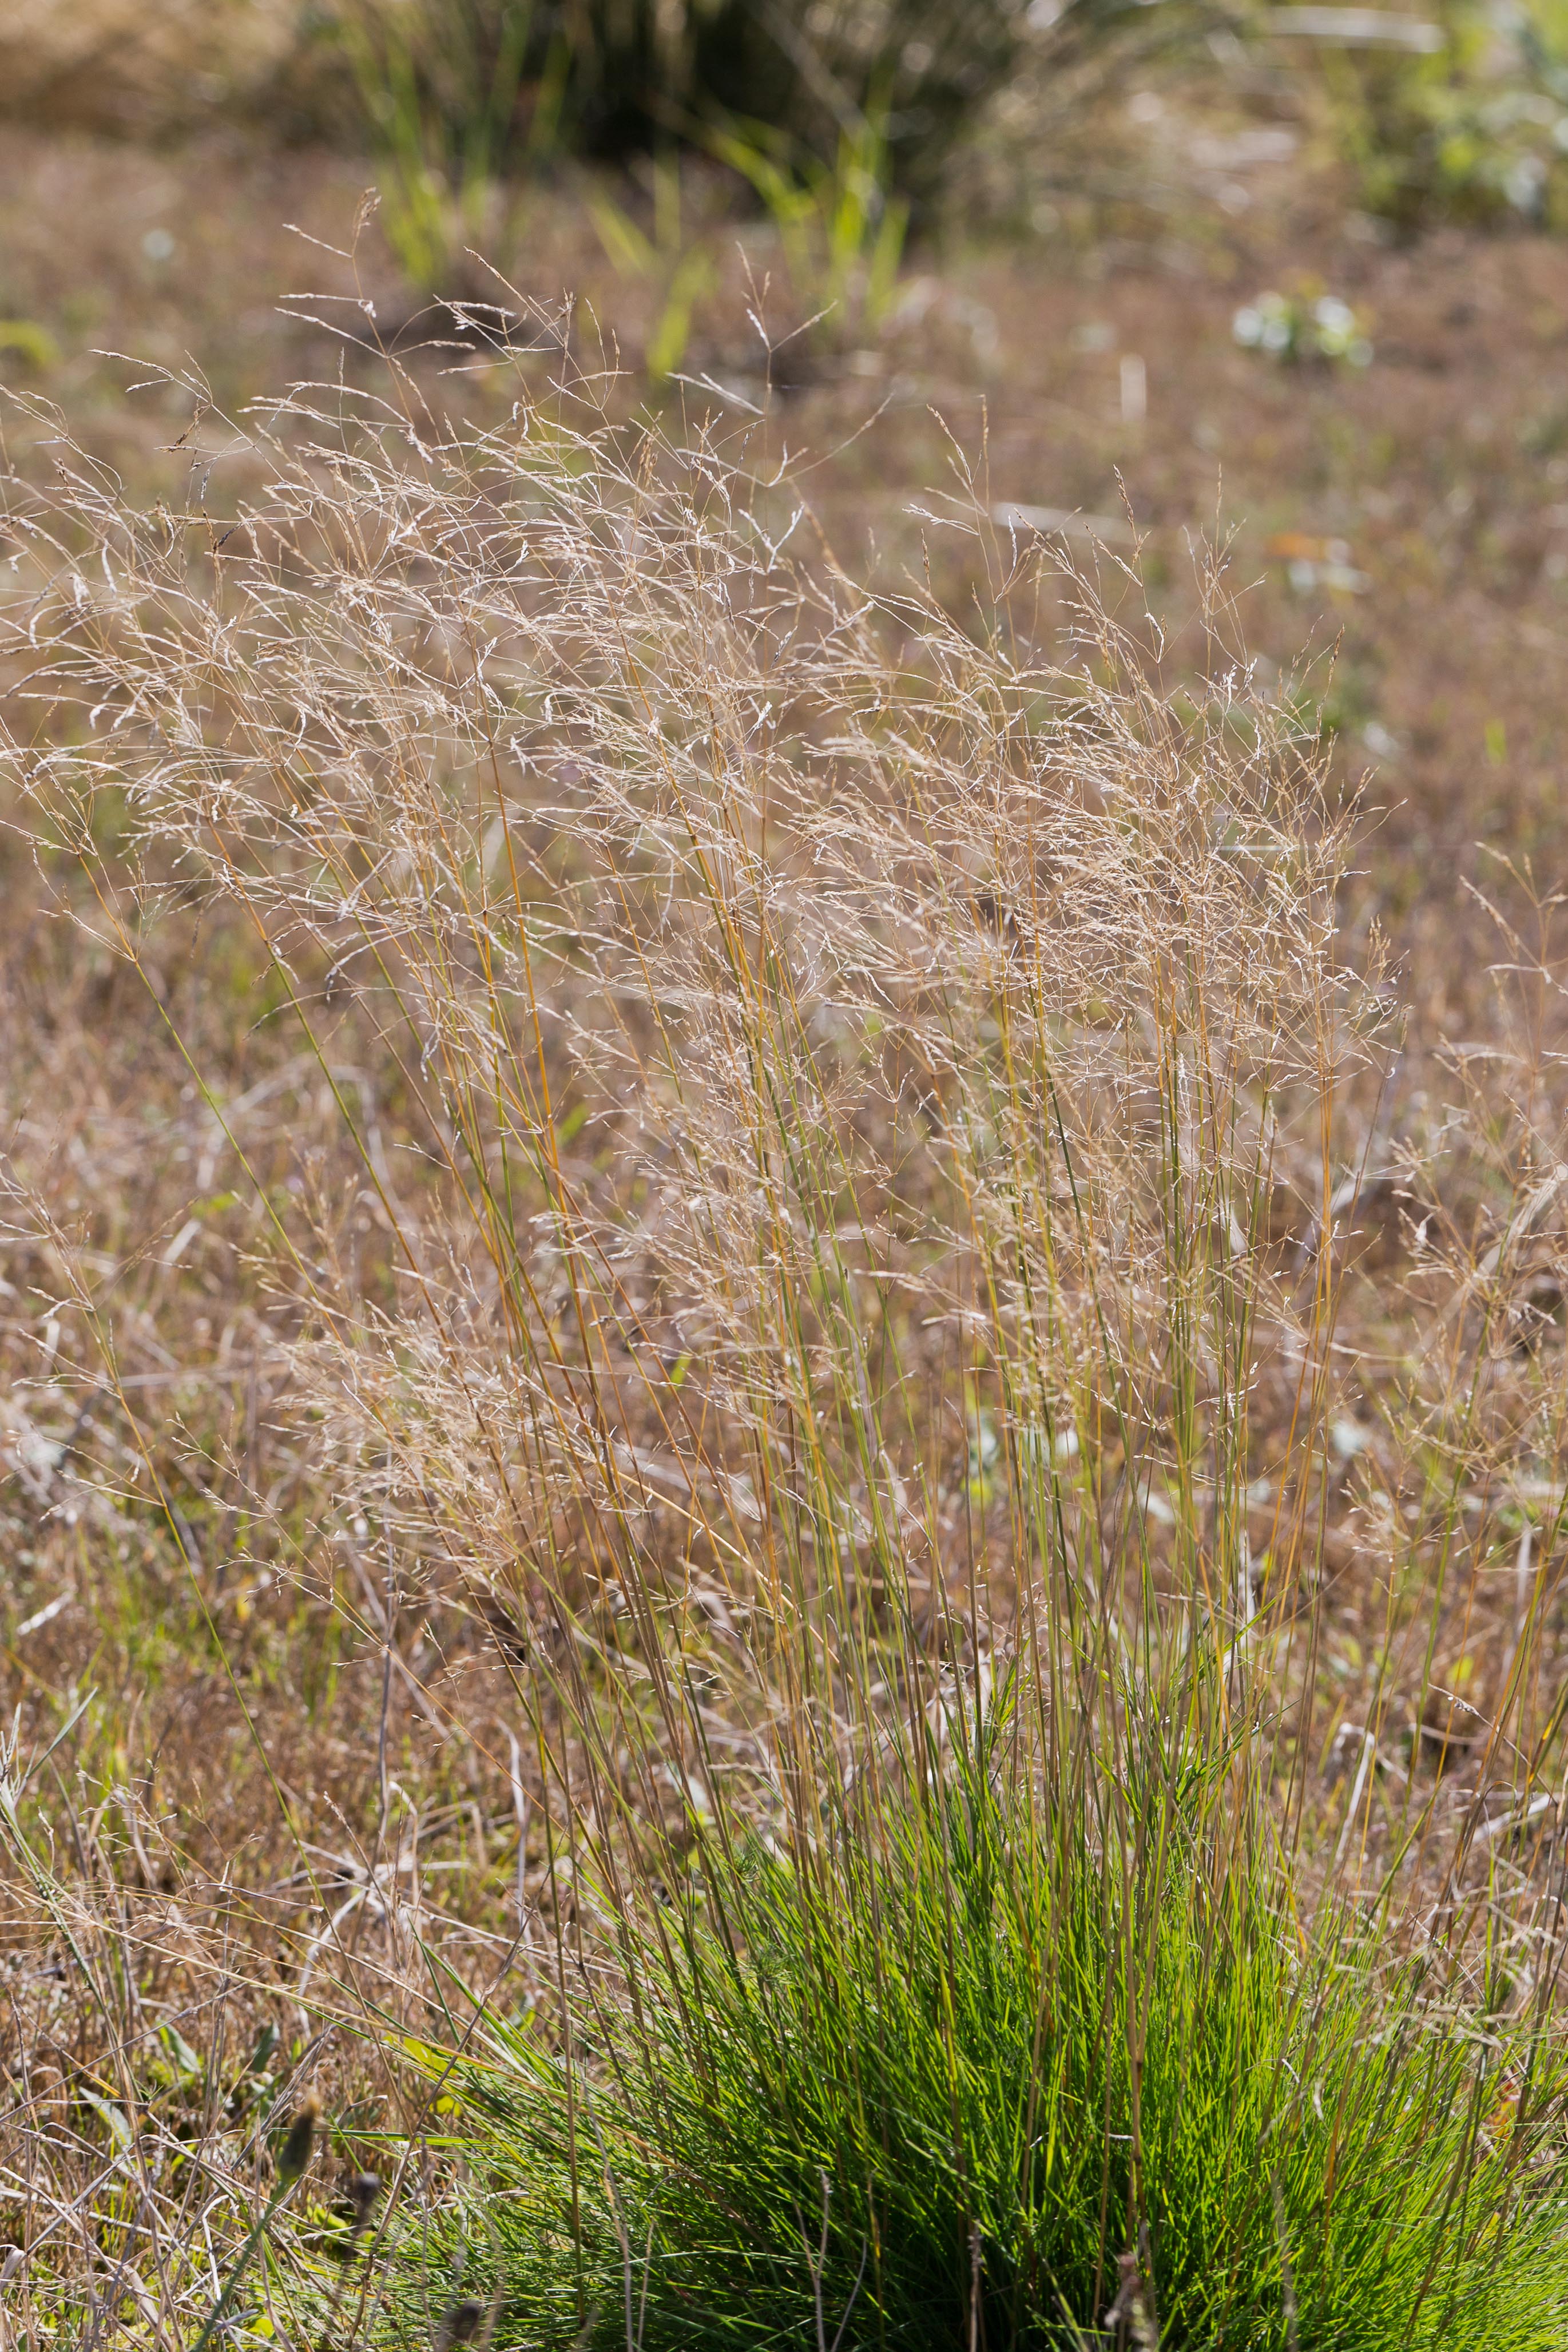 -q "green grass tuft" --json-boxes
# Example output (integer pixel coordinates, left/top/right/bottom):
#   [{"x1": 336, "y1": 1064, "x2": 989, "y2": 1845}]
[{"x1": 426, "y1": 1740, "x2": 1568, "y2": 2350}]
